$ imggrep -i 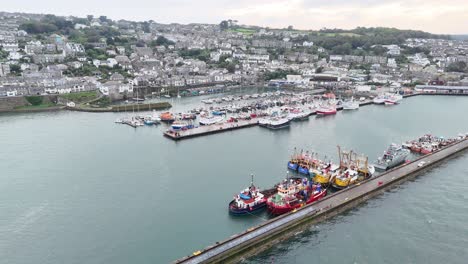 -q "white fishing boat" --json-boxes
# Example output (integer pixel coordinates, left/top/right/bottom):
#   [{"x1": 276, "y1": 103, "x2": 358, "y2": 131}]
[
  {"x1": 171, "y1": 120, "x2": 194, "y2": 130},
  {"x1": 287, "y1": 108, "x2": 311, "y2": 121},
  {"x1": 259, "y1": 117, "x2": 291, "y2": 130},
  {"x1": 342, "y1": 97, "x2": 360, "y2": 110},
  {"x1": 199, "y1": 115, "x2": 224, "y2": 126},
  {"x1": 201, "y1": 99, "x2": 214, "y2": 104},
  {"x1": 373, "y1": 94, "x2": 386, "y2": 104}
]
